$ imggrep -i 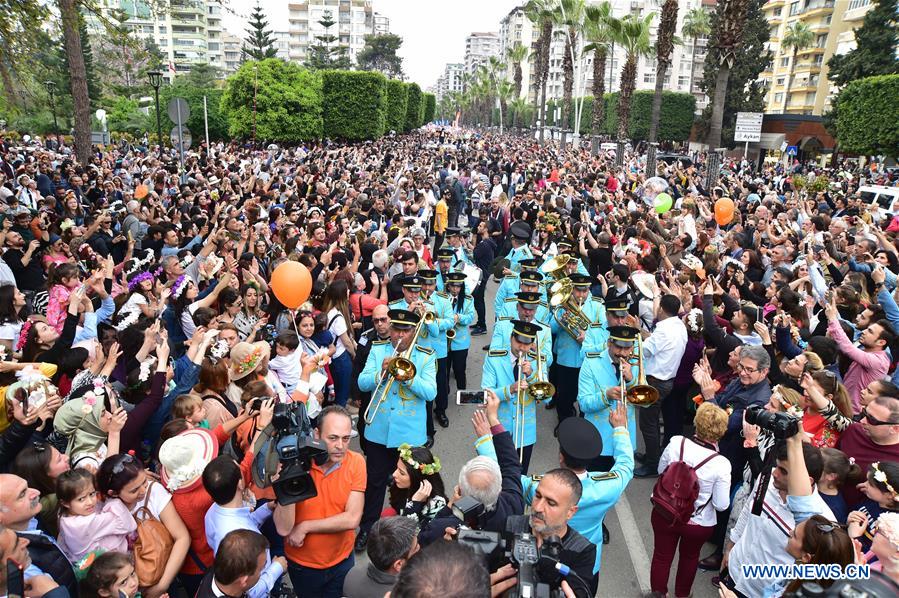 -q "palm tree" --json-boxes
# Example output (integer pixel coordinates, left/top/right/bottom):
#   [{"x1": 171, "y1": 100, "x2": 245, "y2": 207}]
[
  {"x1": 781, "y1": 21, "x2": 814, "y2": 113},
  {"x1": 506, "y1": 43, "x2": 529, "y2": 100},
  {"x1": 509, "y1": 97, "x2": 530, "y2": 129},
  {"x1": 584, "y1": 2, "x2": 614, "y2": 142},
  {"x1": 706, "y1": 0, "x2": 751, "y2": 149},
  {"x1": 524, "y1": 0, "x2": 555, "y2": 140},
  {"x1": 486, "y1": 56, "x2": 510, "y2": 132},
  {"x1": 648, "y1": 0, "x2": 679, "y2": 143},
  {"x1": 681, "y1": 7, "x2": 711, "y2": 99},
  {"x1": 554, "y1": 0, "x2": 588, "y2": 133},
  {"x1": 496, "y1": 79, "x2": 514, "y2": 132},
  {"x1": 613, "y1": 13, "x2": 654, "y2": 140}
]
